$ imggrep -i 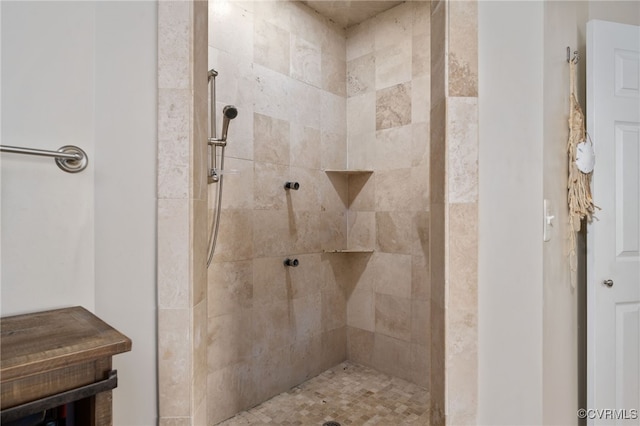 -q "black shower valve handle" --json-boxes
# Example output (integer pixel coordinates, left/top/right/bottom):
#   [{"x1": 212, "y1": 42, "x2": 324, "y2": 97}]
[
  {"x1": 284, "y1": 181, "x2": 300, "y2": 190},
  {"x1": 284, "y1": 258, "x2": 299, "y2": 267}
]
